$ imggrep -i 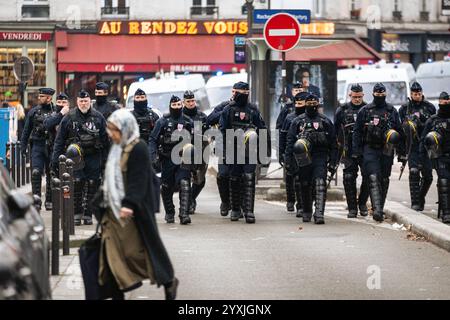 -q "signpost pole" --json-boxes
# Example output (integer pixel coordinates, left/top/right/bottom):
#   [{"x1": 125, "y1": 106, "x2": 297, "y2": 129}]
[{"x1": 281, "y1": 51, "x2": 286, "y2": 101}]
